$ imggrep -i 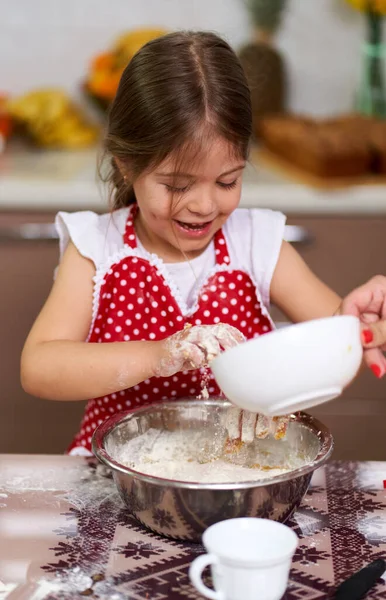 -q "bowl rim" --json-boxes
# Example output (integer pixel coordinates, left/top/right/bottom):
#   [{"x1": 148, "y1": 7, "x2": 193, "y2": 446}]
[
  {"x1": 211, "y1": 314, "x2": 361, "y2": 369},
  {"x1": 92, "y1": 399, "x2": 334, "y2": 490}
]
